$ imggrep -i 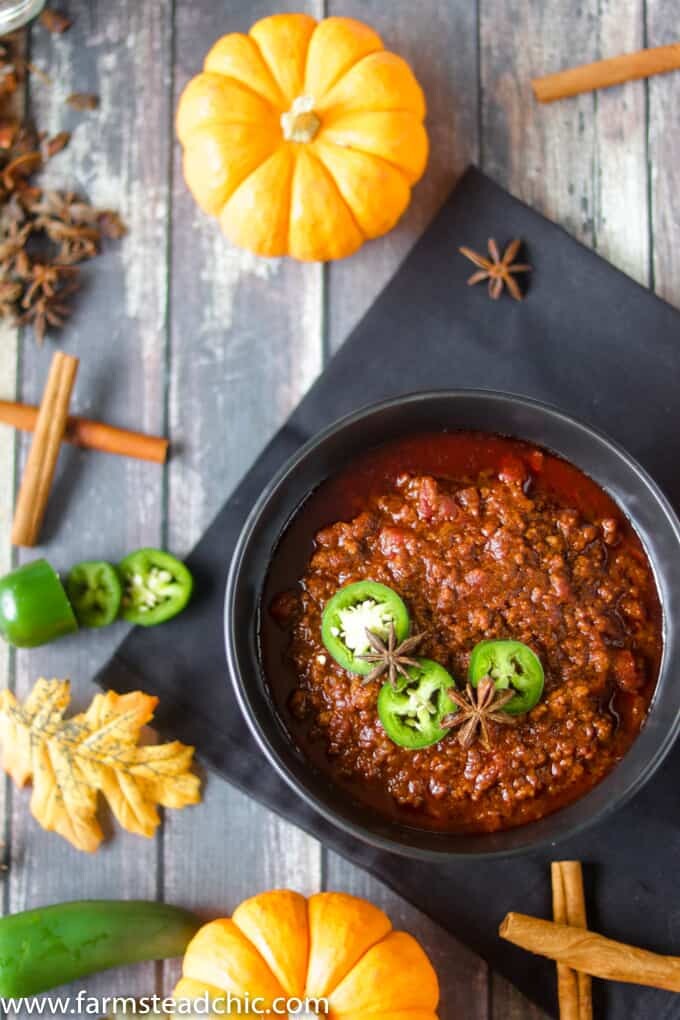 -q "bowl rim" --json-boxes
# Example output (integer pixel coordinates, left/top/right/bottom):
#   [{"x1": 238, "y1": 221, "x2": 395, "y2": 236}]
[{"x1": 225, "y1": 388, "x2": 680, "y2": 860}]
